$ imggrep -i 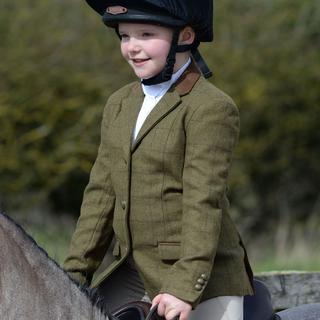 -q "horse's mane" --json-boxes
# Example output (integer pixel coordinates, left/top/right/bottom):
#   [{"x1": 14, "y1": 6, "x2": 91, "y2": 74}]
[{"x1": 0, "y1": 212, "x2": 84, "y2": 287}]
